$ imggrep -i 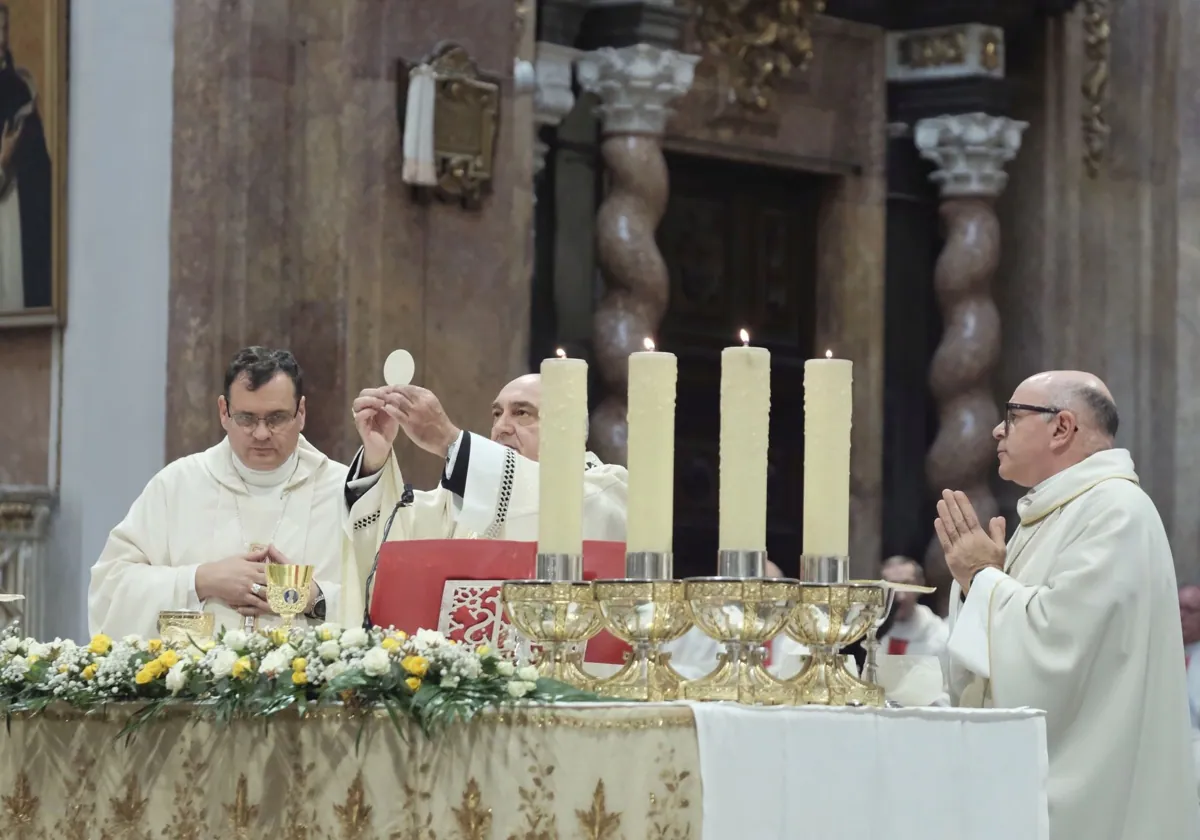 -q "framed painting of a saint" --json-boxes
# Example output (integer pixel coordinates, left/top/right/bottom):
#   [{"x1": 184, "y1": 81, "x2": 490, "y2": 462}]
[{"x1": 0, "y1": 0, "x2": 65, "y2": 326}]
